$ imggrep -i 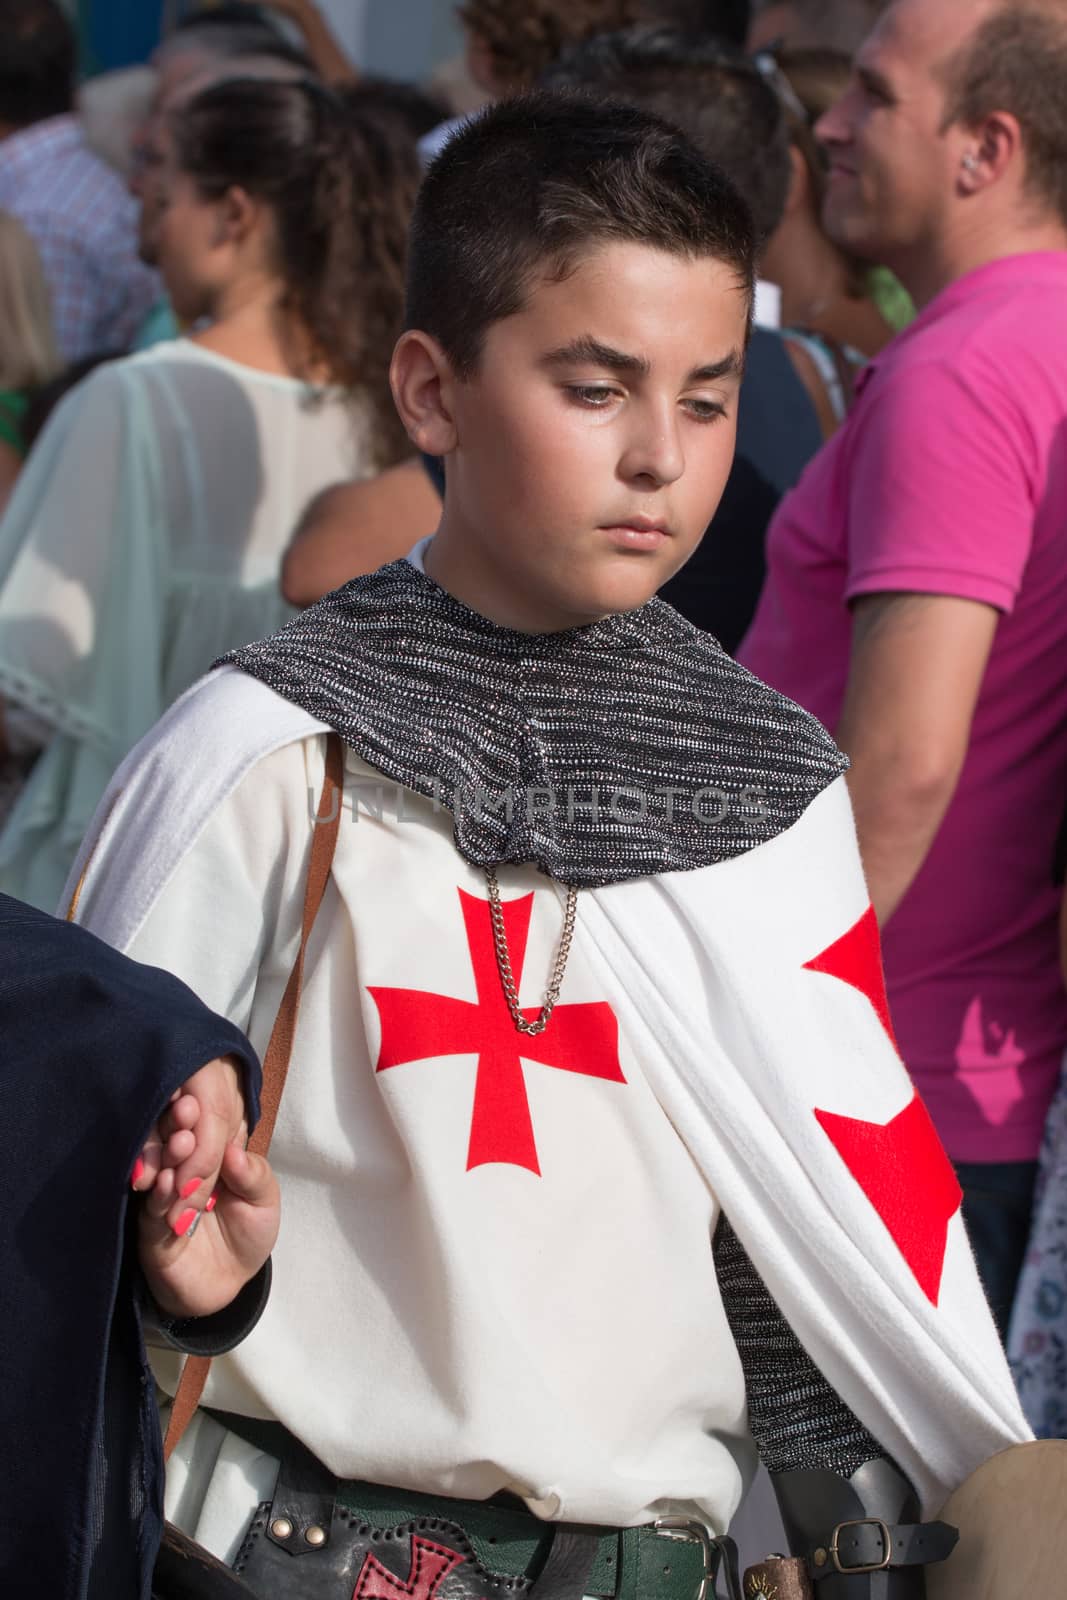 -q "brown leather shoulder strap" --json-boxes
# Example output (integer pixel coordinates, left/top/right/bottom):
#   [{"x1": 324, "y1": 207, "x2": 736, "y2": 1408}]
[{"x1": 163, "y1": 733, "x2": 345, "y2": 1461}]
